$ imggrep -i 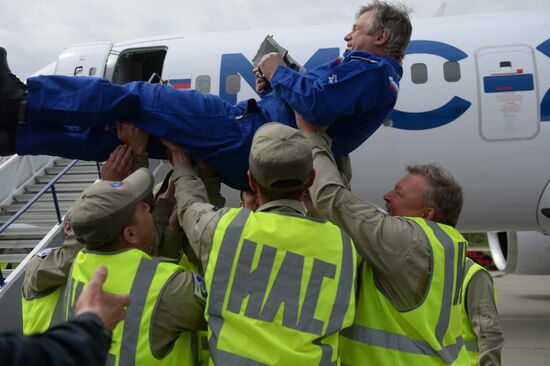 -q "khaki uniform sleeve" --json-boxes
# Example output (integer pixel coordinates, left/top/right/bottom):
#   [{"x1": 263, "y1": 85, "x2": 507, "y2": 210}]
[
  {"x1": 130, "y1": 154, "x2": 149, "y2": 173},
  {"x1": 172, "y1": 163, "x2": 229, "y2": 272},
  {"x1": 306, "y1": 132, "x2": 431, "y2": 310},
  {"x1": 151, "y1": 271, "x2": 207, "y2": 356},
  {"x1": 22, "y1": 237, "x2": 82, "y2": 299},
  {"x1": 466, "y1": 271, "x2": 504, "y2": 366},
  {"x1": 151, "y1": 198, "x2": 183, "y2": 260},
  {"x1": 202, "y1": 176, "x2": 226, "y2": 208}
]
